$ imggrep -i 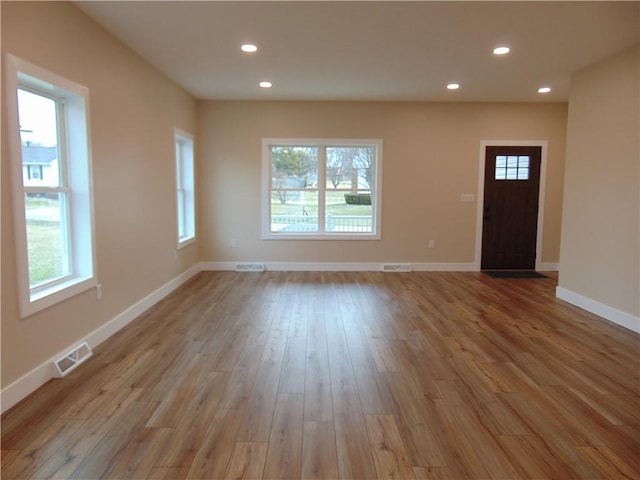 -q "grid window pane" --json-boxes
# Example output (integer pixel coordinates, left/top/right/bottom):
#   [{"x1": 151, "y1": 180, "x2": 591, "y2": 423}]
[
  {"x1": 326, "y1": 146, "x2": 374, "y2": 190},
  {"x1": 177, "y1": 189, "x2": 185, "y2": 238},
  {"x1": 18, "y1": 89, "x2": 61, "y2": 188},
  {"x1": 25, "y1": 193, "x2": 70, "y2": 287},
  {"x1": 270, "y1": 191, "x2": 319, "y2": 232},
  {"x1": 325, "y1": 190, "x2": 372, "y2": 233},
  {"x1": 271, "y1": 146, "x2": 318, "y2": 189}
]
